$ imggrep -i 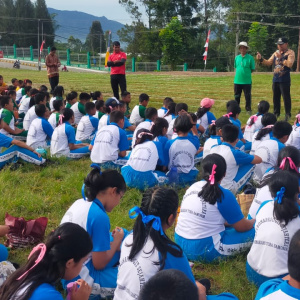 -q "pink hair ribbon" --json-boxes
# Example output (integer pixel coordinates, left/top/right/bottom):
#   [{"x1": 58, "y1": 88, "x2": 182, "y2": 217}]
[
  {"x1": 250, "y1": 115, "x2": 258, "y2": 123},
  {"x1": 17, "y1": 243, "x2": 47, "y2": 280},
  {"x1": 208, "y1": 164, "x2": 217, "y2": 185},
  {"x1": 264, "y1": 125, "x2": 274, "y2": 129},
  {"x1": 279, "y1": 157, "x2": 299, "y2": 173},
  {"x1": 58, "y1": 114, "x2": 64, "y2": 125},
  {"x1": 223, "y1": 112, "x2": 233, "y2": 118},
  {"x1": 137, "y1": 132, "x2": 154, "y2": 139},
  {"x1": 211, "y1": 120, "x2": 216, "y2": 126}
]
